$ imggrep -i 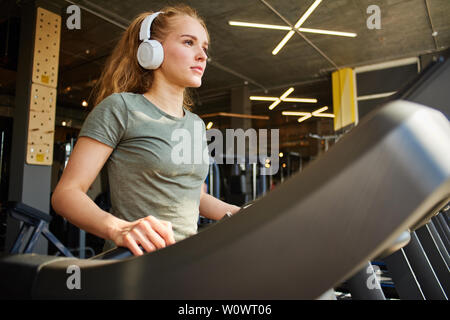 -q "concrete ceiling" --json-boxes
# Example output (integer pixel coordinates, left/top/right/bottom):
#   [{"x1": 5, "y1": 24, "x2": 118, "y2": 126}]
[{"x1": 1, "y1": 0, "x2": 450, "y2": 117}]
